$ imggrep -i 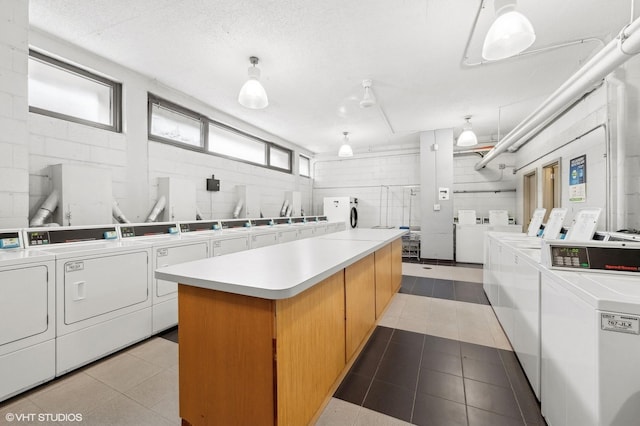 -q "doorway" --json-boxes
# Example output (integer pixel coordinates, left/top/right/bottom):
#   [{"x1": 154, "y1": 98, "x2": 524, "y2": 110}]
[
  {"x1": 523, "y1": 170, "x2": 537, "y2": 233},
  {"x1": 542, "y1": 160, "x2": 561, "y2": 222}
]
